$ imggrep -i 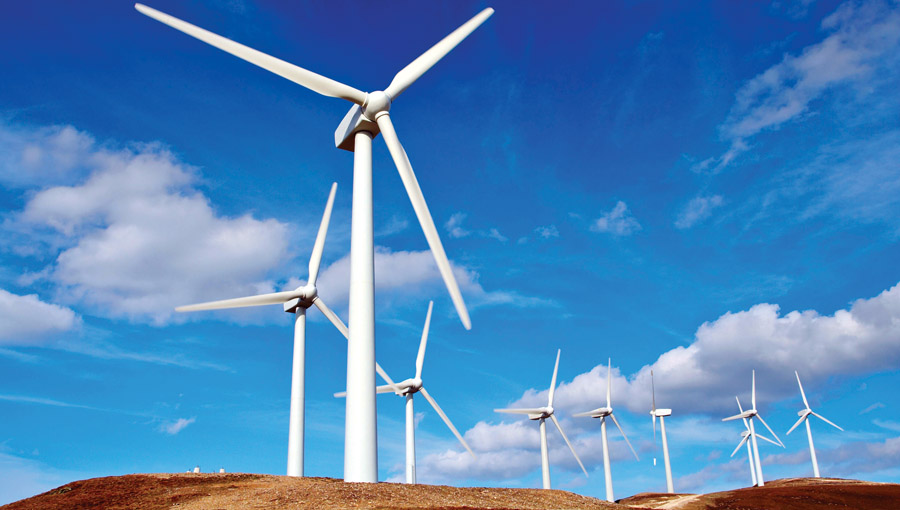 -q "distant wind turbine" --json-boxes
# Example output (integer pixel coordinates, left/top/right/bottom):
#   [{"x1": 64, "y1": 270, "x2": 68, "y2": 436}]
[
  {"x1": 786, "y1": 371, "x2": 843, "y2": 478},
  {"x1": 495, "y1": 350, "x2": 588, "y2": 490},
  {"x1": 649, "y1": 370, "x2": 674, "y2": 493},
  {"x1": 722, "y1": 370, "x2": 784, "y2": 486},
  {"x1": 336, "y1": 301, "x2": 474, "y2": 484},
  {"x1": 175, "y1": 183, "x2": 397, "y2": 477},
  {"x1": 730, "y1": 396, "x2": 780, "y2": 487},
  {"x1": 574, "y1": 358, "x2": 639, "y2": 503}
]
